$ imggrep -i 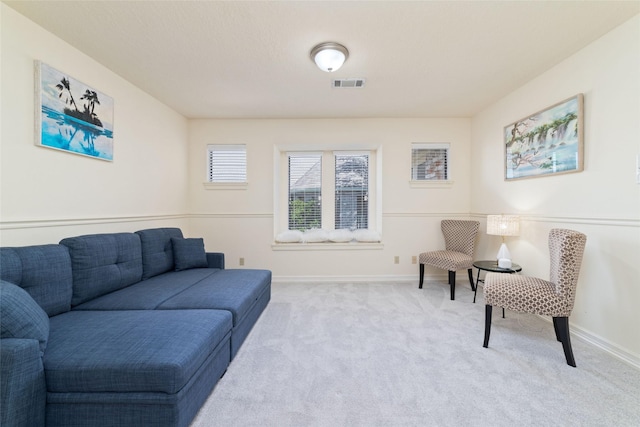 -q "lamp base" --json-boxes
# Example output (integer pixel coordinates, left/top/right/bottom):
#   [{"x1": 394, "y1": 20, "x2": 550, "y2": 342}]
[
  {"x1": 496, "y1": 243, "x2": 512, "y2": 268},
  {"x1": 496, "y1": 243, "x2": 511, "y2": 260},
  {"x1": 498, "y1": 258, "x2": 512, "y2": 268}
]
